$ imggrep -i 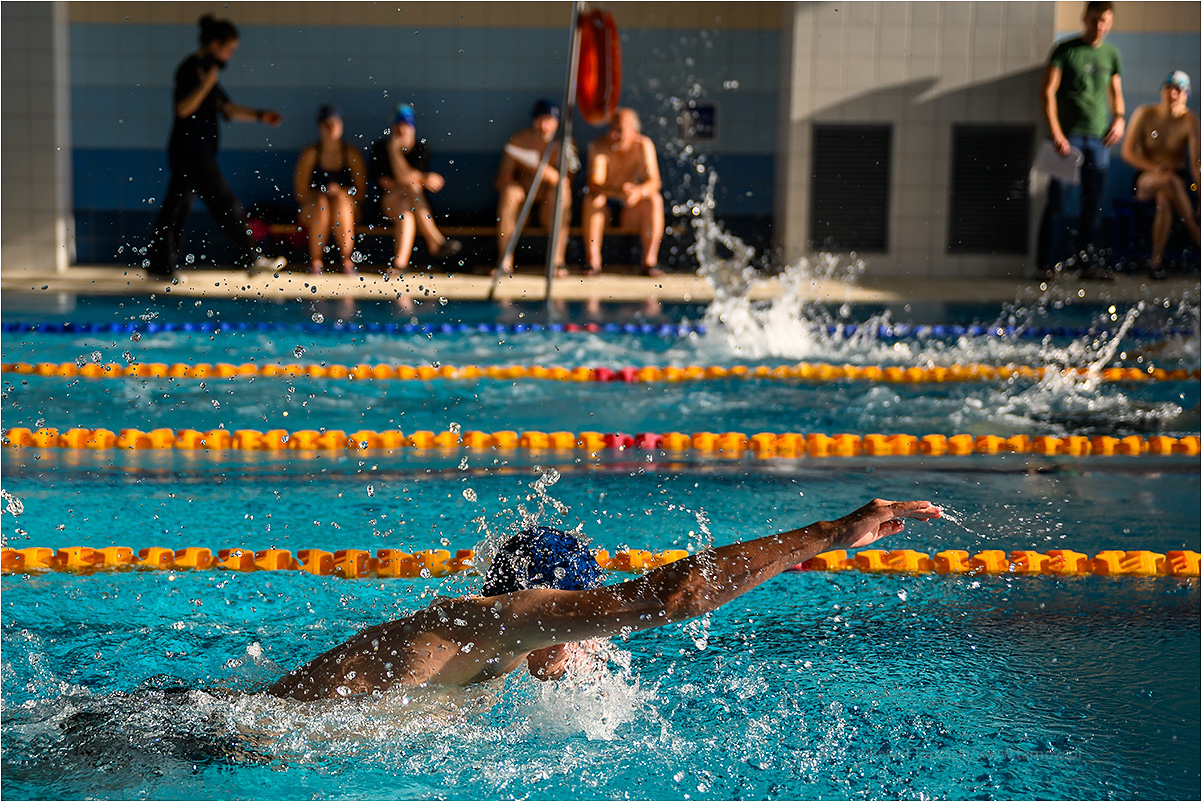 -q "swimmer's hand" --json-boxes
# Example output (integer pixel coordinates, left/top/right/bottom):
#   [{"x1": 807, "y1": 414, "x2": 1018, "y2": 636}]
[{"x1": 828, "y1": 499, "x2": 942, "y2": 550}]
